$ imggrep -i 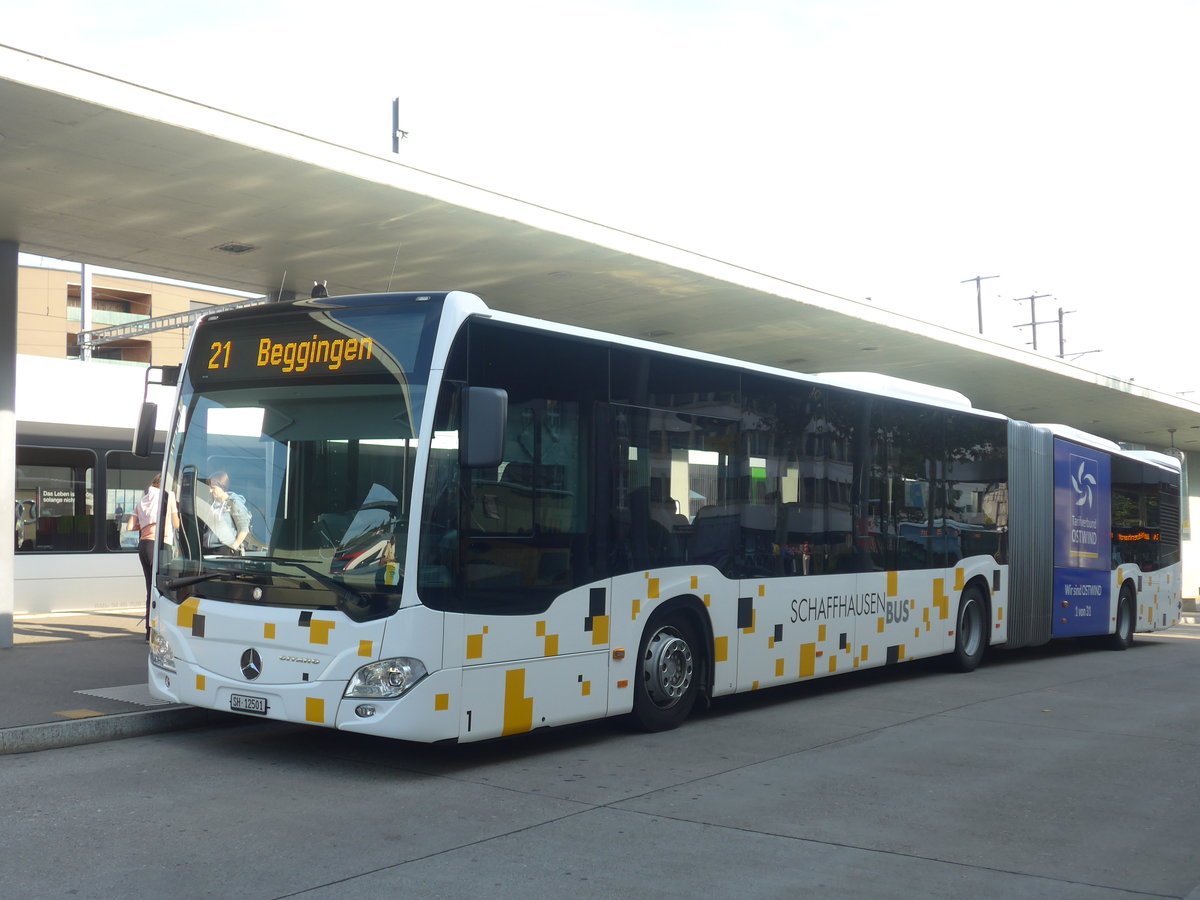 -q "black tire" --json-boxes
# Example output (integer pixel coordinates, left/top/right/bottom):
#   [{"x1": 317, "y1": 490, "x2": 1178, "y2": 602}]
[
  {"x1": 1105, "y1": 585, "x2": 1135, "y2": 651},
  {"x1": 949, "y1": 585, "x2": 988, "y2": 672},
  {"x1": 631, "y1": 612, "x2": 701, "y2": 732}
]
